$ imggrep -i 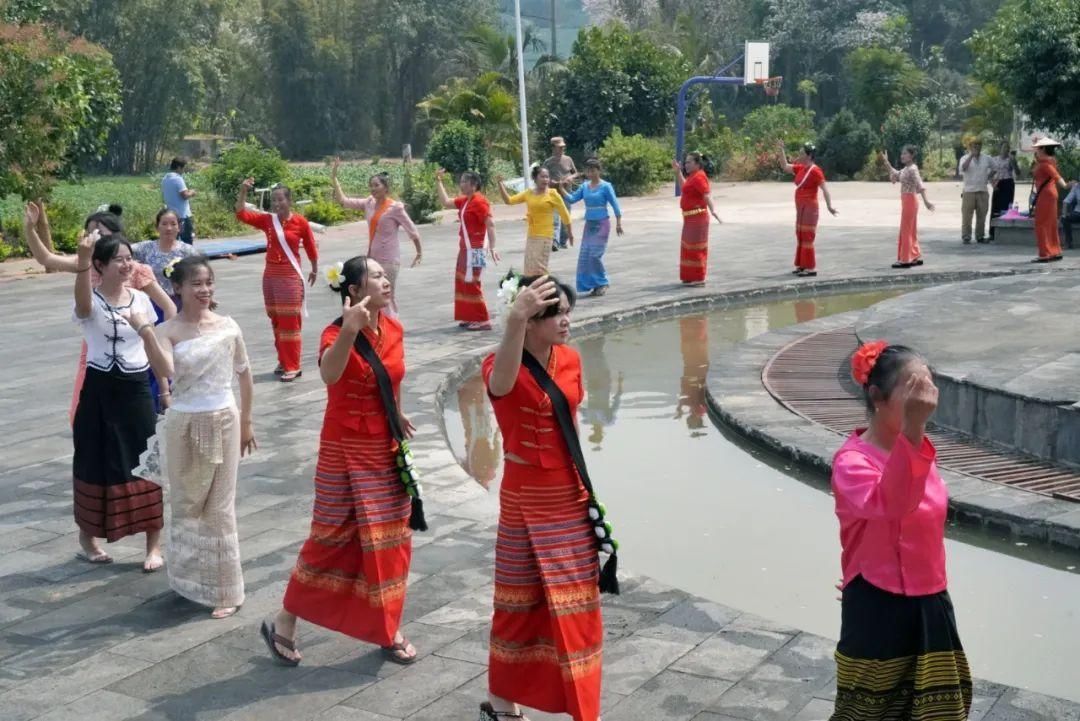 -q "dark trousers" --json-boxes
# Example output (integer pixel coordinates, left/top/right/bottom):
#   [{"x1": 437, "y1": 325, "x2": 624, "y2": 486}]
[
  {"x1": 1062, "y1": 211, "x2": 1080, "y2": 249},
  {"x1": 991, "y1": 179, "x2": 1015, "y2": 217},
  {"x1": 179, "y1": 216, "x2": 196, "y2": 244}
]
